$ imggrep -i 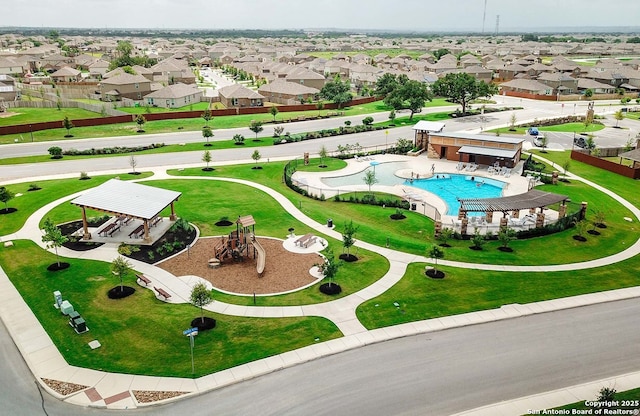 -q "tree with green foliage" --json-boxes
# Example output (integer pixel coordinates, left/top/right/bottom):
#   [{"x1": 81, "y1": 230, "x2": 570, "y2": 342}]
[
  {"x1": 201, "y1": 109, "x2": 212, "y2": 127},
  {"x1": 585, "y1": 136, "x2": 596, "y2": 154},
  {"x1": 317, "y1": 248, "x2": 341, "y2": 288},
  {"x1": 0, "y1": 186, "x2": 15, "y2": 212},
  {"x1": 497, "y1": 227, "x2": 517, "y2": 250},
  {"x1": 374, "y1": 73, "x2": 400, "y2": 96},
  {"x1": 319, "y1": 75, "x2": 352, "y2": 109},
  {"x1": 341, "y1": 220, "x2": 359, "y2": 259},
  {"x1": 110, "y1": 255, "x2": 131, "y2": 292},
  {"x1": 362, "y1": 116, "x2": 374, "y2": 126},
  {"x1": 437, "y1": 227, "x2": 454, "y2": 247},
  {"x1": 433, "y1": 48, "x2": 451, "y2": 61},
  {"x1": 382, "y1": 74, "x2": 433, "y2": 120},
  {"x1": 363, "y1": 169, "x2": 378, "y2": 196},
  {"x1": 471, "y1": 228, "x2": 488, "y2": 250},
  {"x1": 316, "y1": 101, "x2": 324, "y2": 116},
  {"x1": 584, "y1": 89, "x2": 594, "y2": 99},
  {"x1": 48, "y1": 146, "x2": 63, "y2": 159},
  {"x1": 202, "y1": 149, "x2": 212, "y2": 170},
  {"x1": 249, "y1": 120, "x2": 264, "y2": 140},
  {"x1": 134, "y1": 114, "x2": 146, "y2": 132},
  {"x1": 388, "y1": 109, "x2": 396, "y2": 124},
  {"x1": 190, "y1": 282, "x2": 213, "y2": 324},
  {"x1": 269, "y1": 106, "x2": 279, "y2": 121},
  {"x1": 251, "y1": 149, "x2": 261, "y2": 165},
  {"x1": 202, "y1": 126, "x2": 213, "y2": 146},
  {"x1": 61, "y1": 116, "x2": 74, "y2": 137},
  {"x1": 427, "y1": 245, "x2": 445, "y2": 276},
  {"x1": 233, "y1": 134, "x2": 245, "y2": 145},
  {"x1": 42, "y1": 217, "x2": 68, "y2": 267},
  {"x1": 613, "y1": 109, "x2": 624, "y2": 127},
  {"x1": 432, "y1": 72, "x2": 498, "y2": 115}
]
